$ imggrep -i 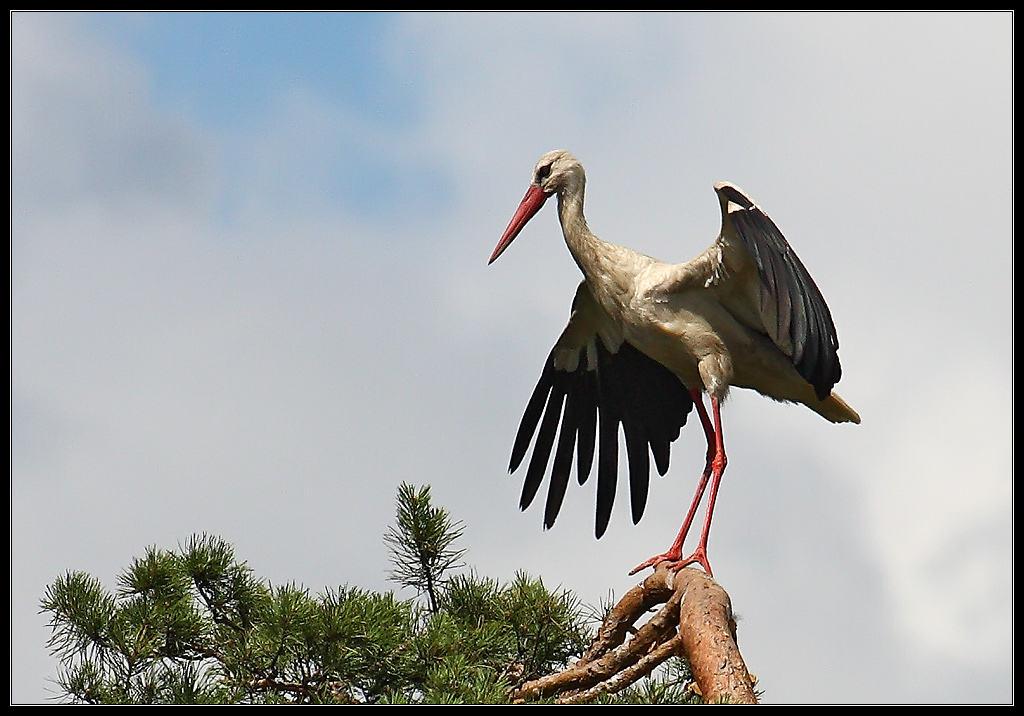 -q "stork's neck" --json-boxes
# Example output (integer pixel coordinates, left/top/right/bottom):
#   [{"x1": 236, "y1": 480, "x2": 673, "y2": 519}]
[{"x1": 556, "y1": 181, "x2": 616, "y2": 282}]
